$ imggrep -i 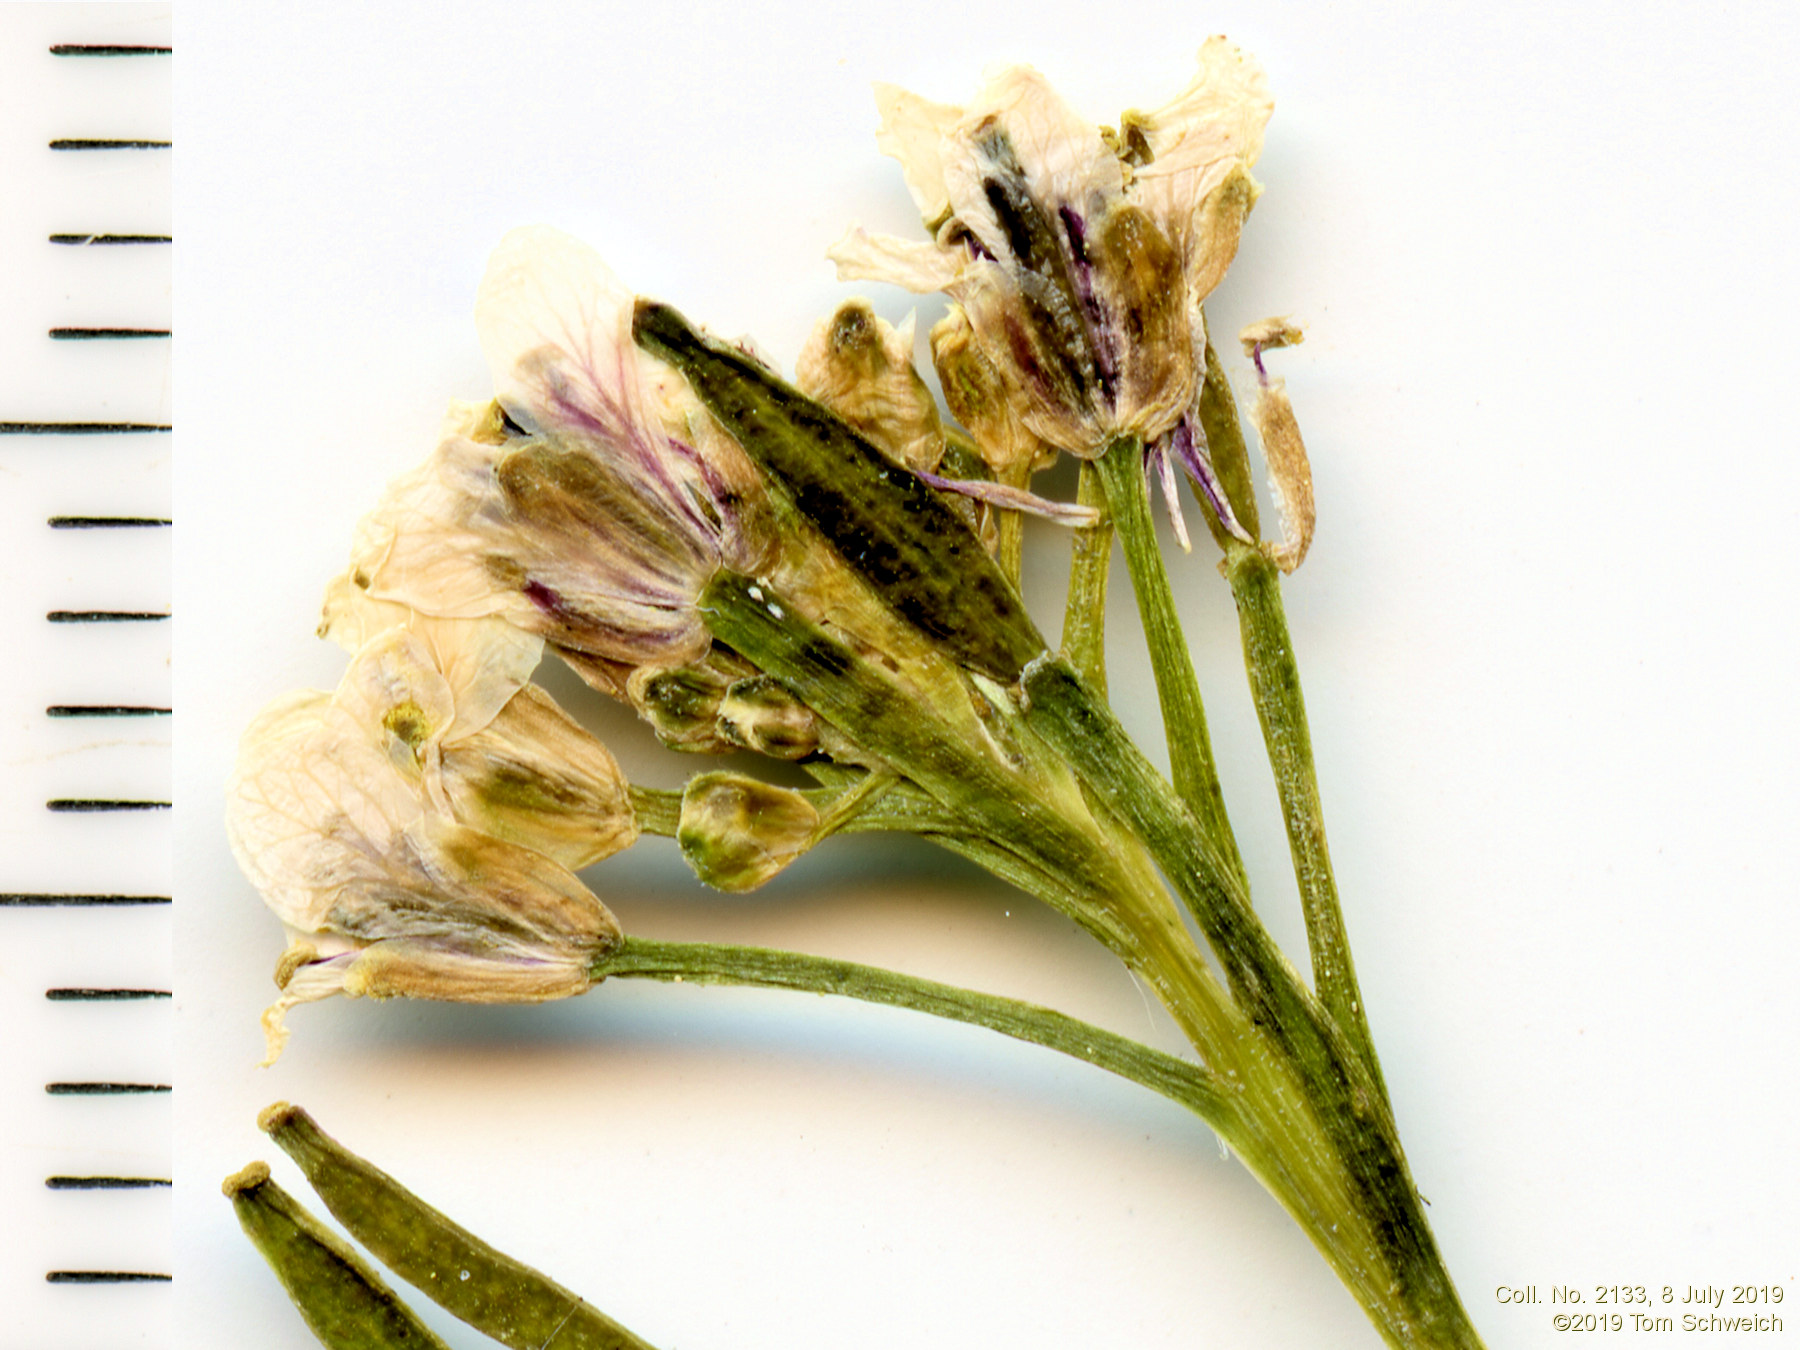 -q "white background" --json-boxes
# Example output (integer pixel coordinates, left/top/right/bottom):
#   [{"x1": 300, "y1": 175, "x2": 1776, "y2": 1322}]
[{"x1": 171, "y1": 3, "x2": 1799, "y2": 1348}]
